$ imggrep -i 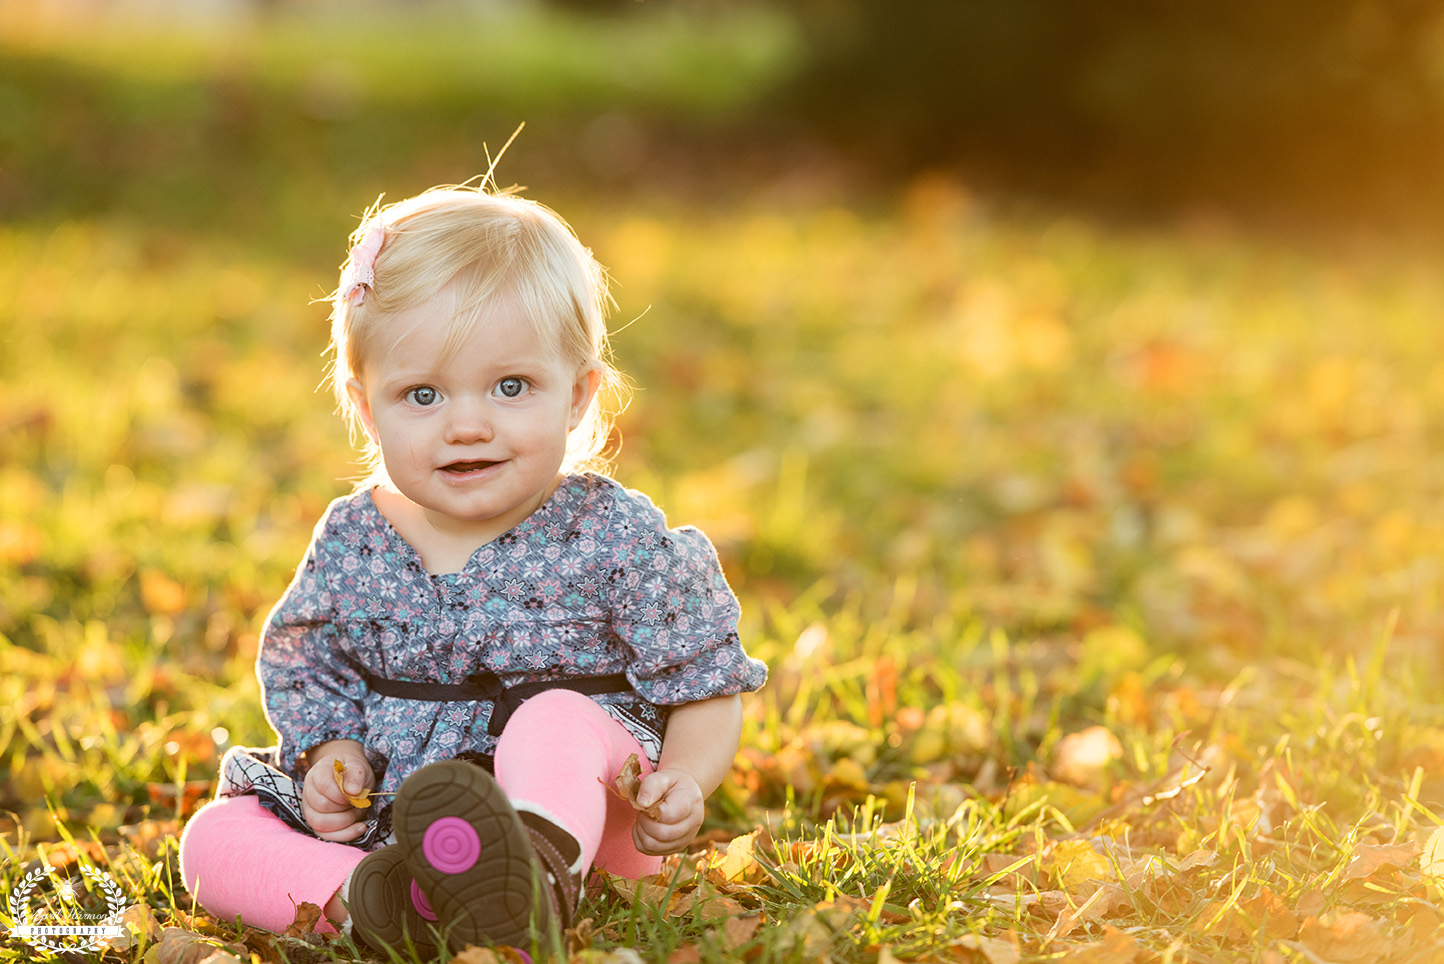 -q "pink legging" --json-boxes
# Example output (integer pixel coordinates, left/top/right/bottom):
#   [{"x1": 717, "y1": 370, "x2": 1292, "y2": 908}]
[{"x1": 179, "y1": 690, "x2": 663, "y2": 933}]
